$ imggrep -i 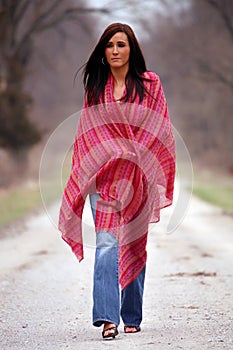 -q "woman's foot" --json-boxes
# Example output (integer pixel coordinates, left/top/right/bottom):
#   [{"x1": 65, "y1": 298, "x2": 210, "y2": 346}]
[
  {"x1": 124, "y1": 325, "x2": 141, "y2": 333},
  {"x1": 102, "y1": 322, "x2": 118, "y2": 339}
]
